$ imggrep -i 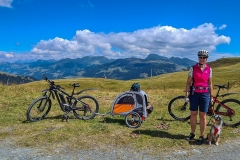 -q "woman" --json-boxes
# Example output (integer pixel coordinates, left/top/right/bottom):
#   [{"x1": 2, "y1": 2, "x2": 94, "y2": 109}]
[{"x1": 185, "y1": 50, "x2": 213, "y2": 145}]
